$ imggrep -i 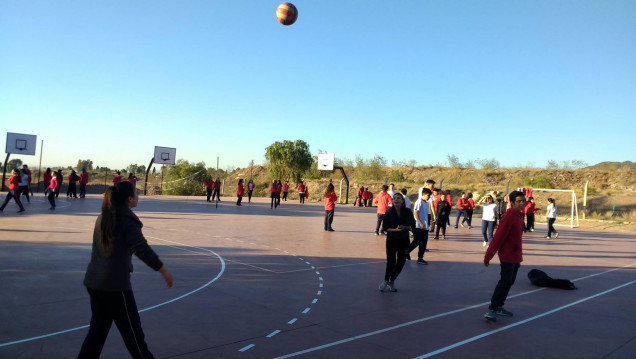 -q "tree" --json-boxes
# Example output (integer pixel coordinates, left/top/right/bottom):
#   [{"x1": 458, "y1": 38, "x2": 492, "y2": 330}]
[
  {"x1": 7, "y1": 159, "x2": 22, "y2": 170},
  {"x1": 264, "y1": 140, "x2": 312, "y2": 182},
  {"x1": 447, "y1": 154, "x2": 462, "y2": 168},
  {"x1": 164, "y1": 160, "x2": 207, "y2": 195},
  {"x1": 76, "y1": 159, "x2": 94, "y2": 171}
]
